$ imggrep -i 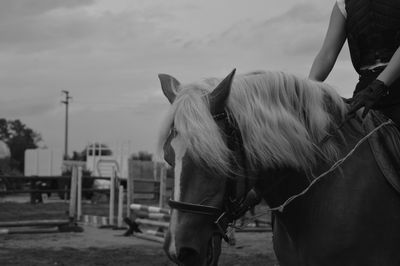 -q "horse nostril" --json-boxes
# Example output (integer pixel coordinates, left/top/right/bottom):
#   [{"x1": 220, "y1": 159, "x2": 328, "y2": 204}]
[{"x1": 178, "y1": 247, "x2": 200, "y2": 264}]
